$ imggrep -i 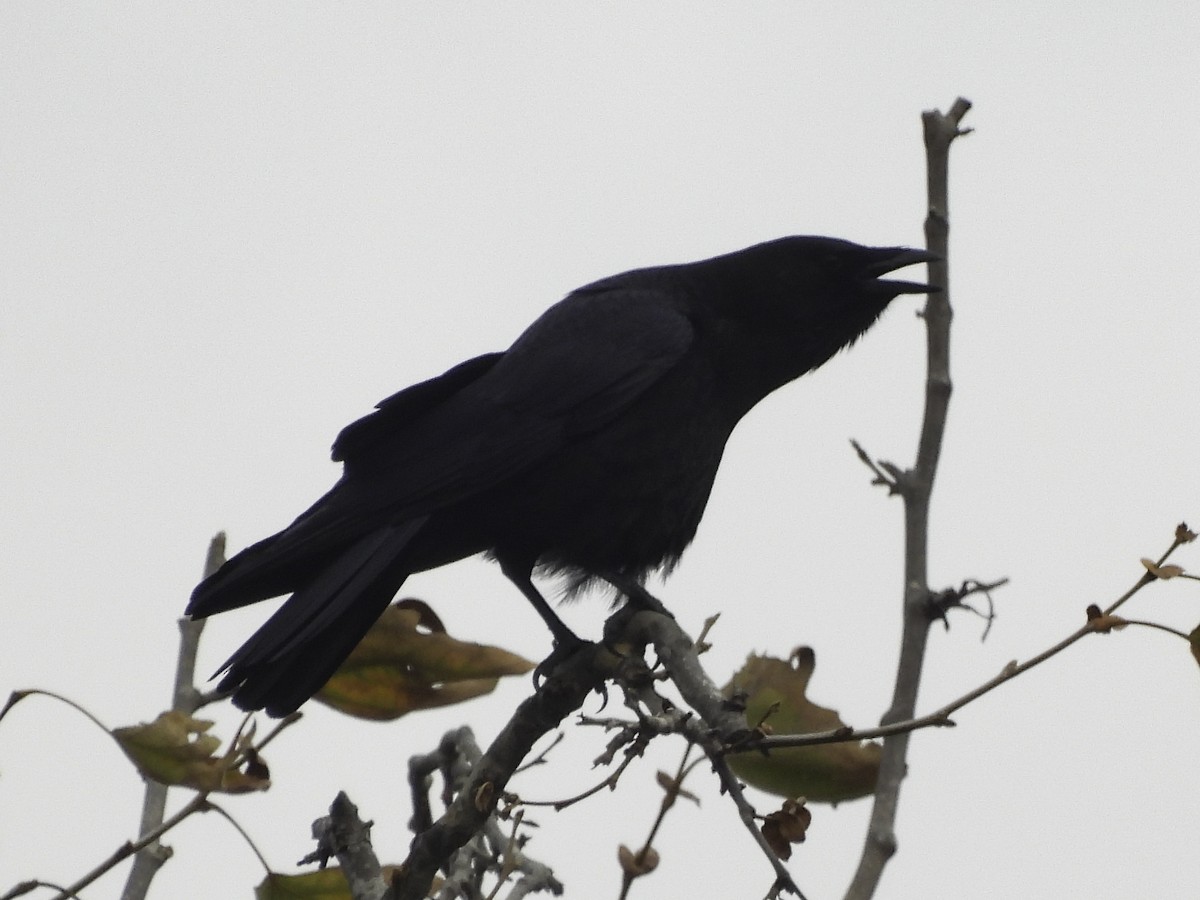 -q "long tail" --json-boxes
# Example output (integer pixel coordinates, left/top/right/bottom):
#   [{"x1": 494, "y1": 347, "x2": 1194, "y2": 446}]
[{"x1": 201, "y1": 518, "x2": 429, "y2": 716}]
